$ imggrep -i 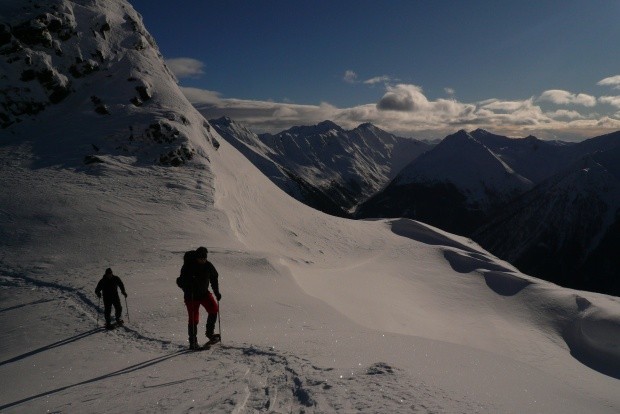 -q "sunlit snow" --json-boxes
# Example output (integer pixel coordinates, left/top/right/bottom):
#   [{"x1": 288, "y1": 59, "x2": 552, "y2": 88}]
[{"x1": 1, "y1": 1, "x2": 619, "y2": 413}]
